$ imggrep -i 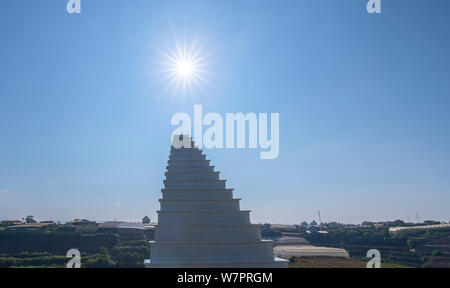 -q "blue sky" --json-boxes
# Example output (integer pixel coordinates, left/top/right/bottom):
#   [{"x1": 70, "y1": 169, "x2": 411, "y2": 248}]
[{"x1": 1, "y1": 0, "x2": 449, "y2": 224}]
